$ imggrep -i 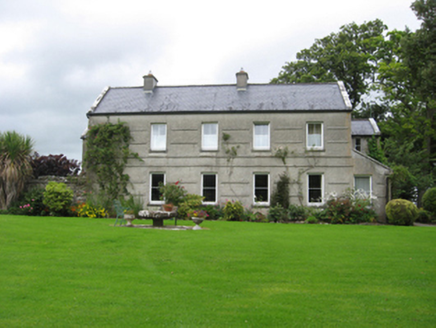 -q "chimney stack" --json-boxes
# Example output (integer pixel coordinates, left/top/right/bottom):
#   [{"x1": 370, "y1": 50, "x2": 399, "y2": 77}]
[
  {"x1": 143, "y1": 71, "x2": 158, "y2": 93},
  {"x1": 236, "y1": 69, "x2": 249, "y2": 91}
]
